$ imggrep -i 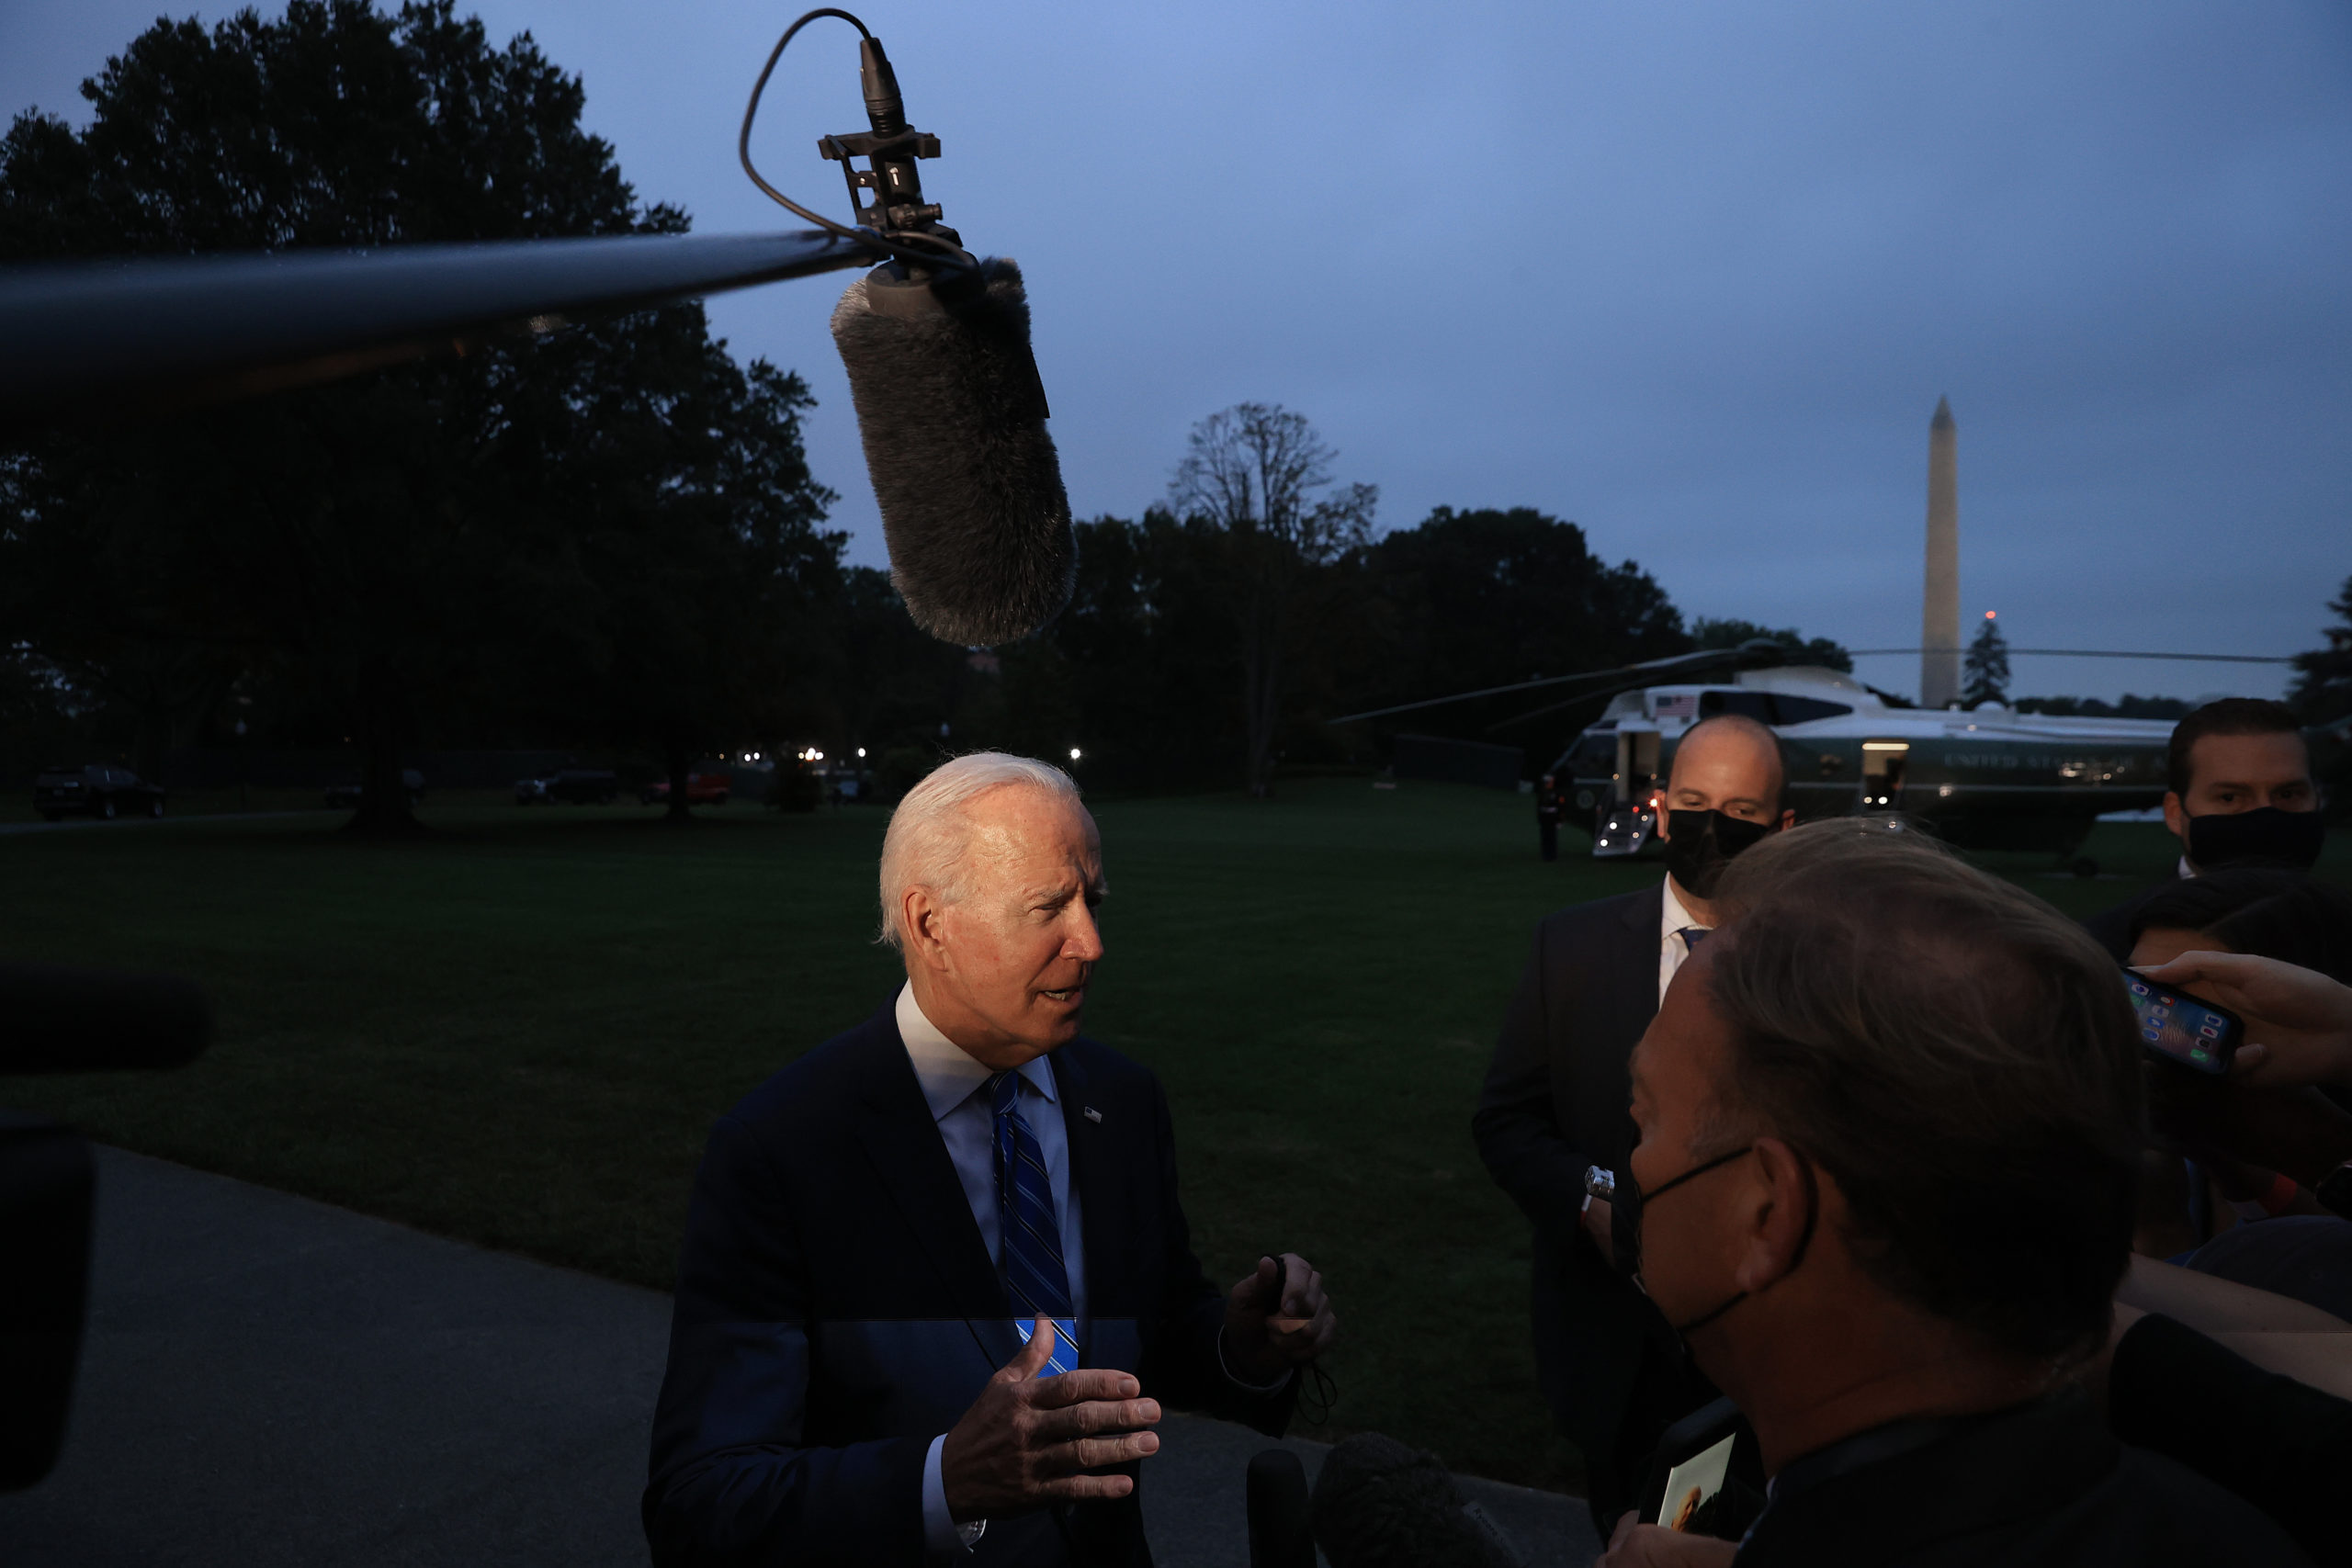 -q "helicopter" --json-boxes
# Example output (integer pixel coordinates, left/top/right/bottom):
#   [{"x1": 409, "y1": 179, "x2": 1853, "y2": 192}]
[{"x1": 1334, "y1": 638, "x2": 2273, "y2": 876}]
